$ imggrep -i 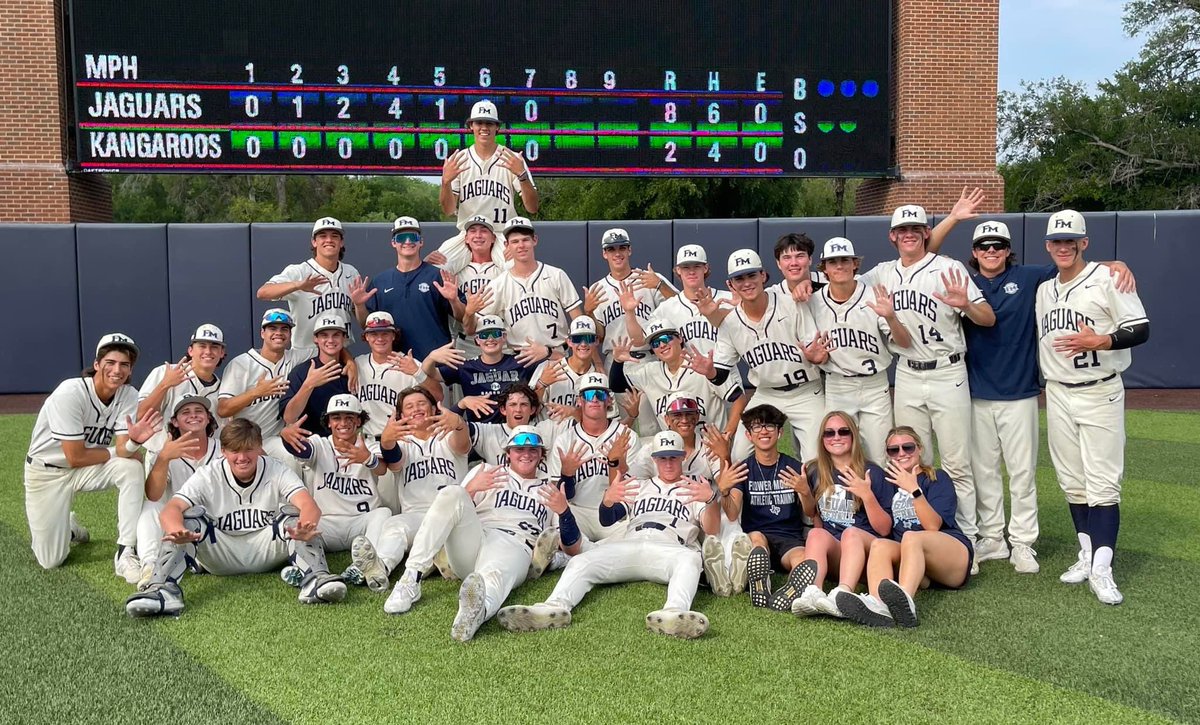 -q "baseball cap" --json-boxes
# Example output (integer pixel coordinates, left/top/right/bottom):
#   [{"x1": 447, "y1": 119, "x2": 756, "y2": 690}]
[
  {"x1": 650, "y1": 430, "x2": 686, "y2": 458},
  {"x1": 503, "y1": 217, "x2": 536, "y2": 237},
  {"x1": 576, "y1": 371, "x2": 610, "y2": 394},
  {"x1": 362, "y1": 311, "x2": 396, "y2": 336},
  {"x1": 312, "y1": 217, "x2": 343, "y2": 237},
  {"x1": 1046, "y1": 210, "x2": 1087, "y2": 240},
  {"x1": 821, "y1": 237, "x2": 860, "y2": 261},
  {"x1": 569, "y1": 316, "x2": 597, "y2": 336},
  {"x1": 505, "y1": 424, "x2": 546, "y2": 450},
  {"x1": 313, "y1": 311, "x2": 349, "y2": 335},
  {"x1": 890, "y1": 205, "x2": 929, "y2": 229},
  {"x1": 476, "y1": 315, "x2": 506, "y2": 333},
  {"x1": 464, "y1": 215, "x2": 494, "y2": 232},
  {"x1": 727, "y1": 249, "x2": 764, "y2": 278},
  {"x1": 665, "y1": 393, "x2": 700, "y2": 415},
  {"x1": 972, "y1": 221, "x2": 1012, "y2": 246},
  {"x1": 676, "y1": 244, "x2": 708, "y2": 266},
  {"x1": 325, "y1": 394, "x2": 363, "y2": 416},
  {"x1": 468, "y1": 100, "x2": 500, "y2": 124},
  {"x1": 601, "y1": 228, "x2": 631, "y2": 249},
  {"x1": 261, "y1": 308, "x2": 295, "y2": 328},
  {"x1": 190, "y1": 324, "x2": 225, "y2": 346},
  {"x1": 645, "y1": 318, "x2": 679, "y2": 339},
  {"x1": 391, "y1": 216, "x2": 421, "y2": 235},
  {"x1": 171, "y1": 395, "x2": 212, "y2": 418},
  {"x1": 95, "y1": 332, "x2": 139, "y2": 363}
]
